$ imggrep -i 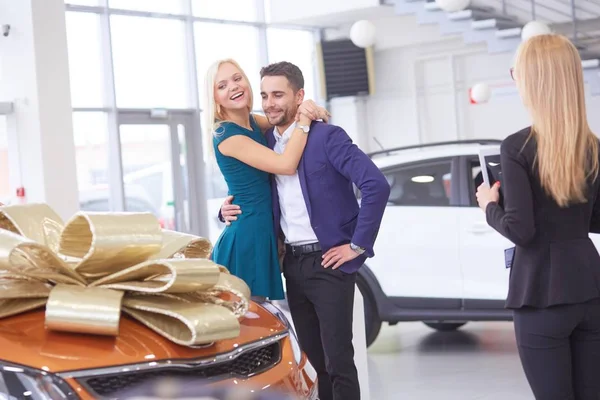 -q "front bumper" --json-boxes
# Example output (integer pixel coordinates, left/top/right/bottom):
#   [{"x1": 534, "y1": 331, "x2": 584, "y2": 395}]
[{"x1": 62, "y1": 333, "x2": 317, "y2": 399}]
